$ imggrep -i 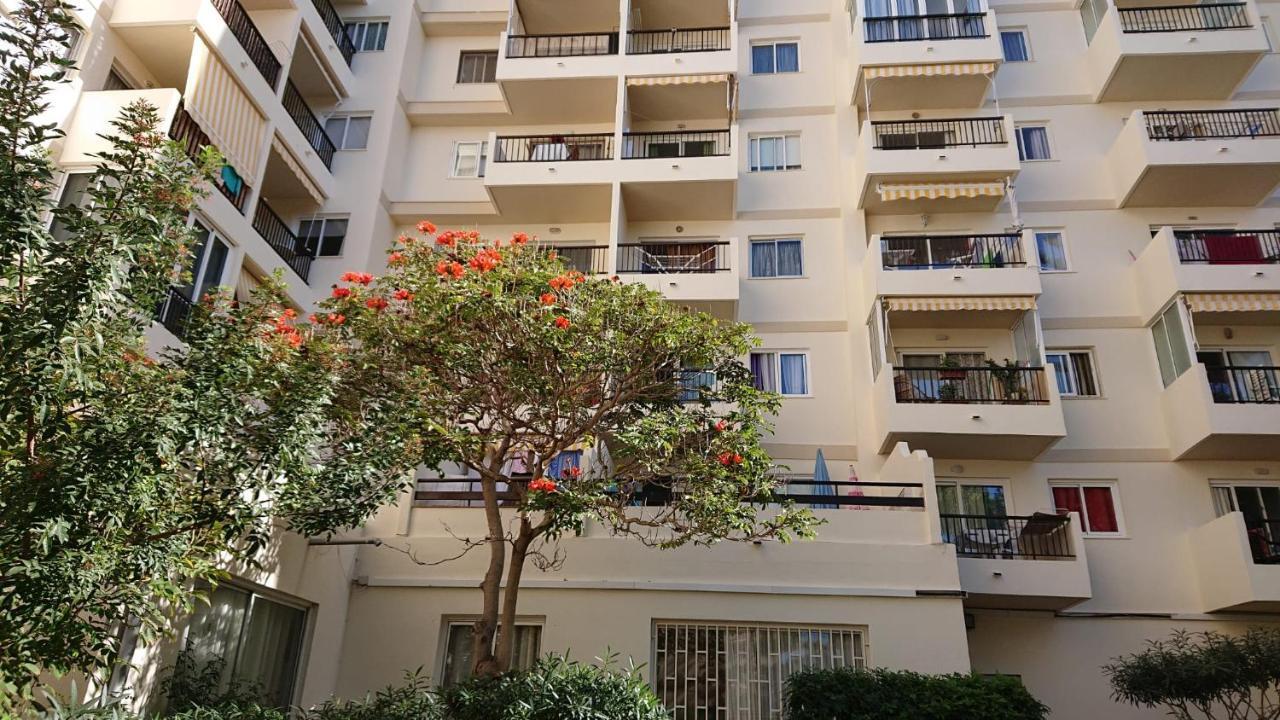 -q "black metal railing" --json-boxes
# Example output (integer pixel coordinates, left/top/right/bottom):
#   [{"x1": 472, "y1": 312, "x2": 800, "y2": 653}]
[
  {"x1": 1205, "y1": 366, "x2": 1280, "y2": 404},
  {"x1": 882, "y1": 234, "x2": 1025, "y2": 269},
  {"x1": 627, "y1": 27, "x2": 732, "y2": 54},
  {"x1": 871, "y1": 117, "x2": 1008, "y2": 149},
  {"x1": 941, "y1": 513, "x2": 1075, "y2": 559},
  {"x1": 893, "y1": 366, "x2": 1050, "y2": 404},
  {"x1": 168, "y1": 105, "x2": 251, "y2": 213},
  {"x1": 1144, "y1": 109, "x2": 1280, "y2": 140},
  {"x1": 544, "y1": 245, "x2": 610, "y2": 274},
  {"x1": 1174, "y1": 229, "x2": 1280, "y2": 264},
  {"x1": 155, "y1": 286, "x2": 196, "y2": 339},
  {"x1": 616, "y1": 242, "x2": 732, "y2": 274},
  {"x1": 282, "y1": 81, "x2": 336, "y2": 170},
  {"x1": 210, "y1": 0, "x2": 281, "y2": 88},
  {"x1": 863, "y1": 13, "x2": 988, "y2": 42},
  {"x1": 506, "y1": 32, "x2": 619, "y2": 58},
  {"x1": 1119, "y1": 3, "x2": 1250, "y2": 32},
  {"x1": 765, "y1": 480, "x2": 926, "y2": 510},
  {"x1": 1246, "y1": 519, "x2": 1280, "y2": 564},
  {"x1": 309, "y1": 0, "x2": 357, "y2": 65},
  {"x1": 492, "y1": 133, "x2": 615, "y2": 162},
  {"x1": 252, "y1": 201, "x2": 312, "y2": 283},
  {"x1": 622, "y1": 130, "x2": 731, "y2": 159}
]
